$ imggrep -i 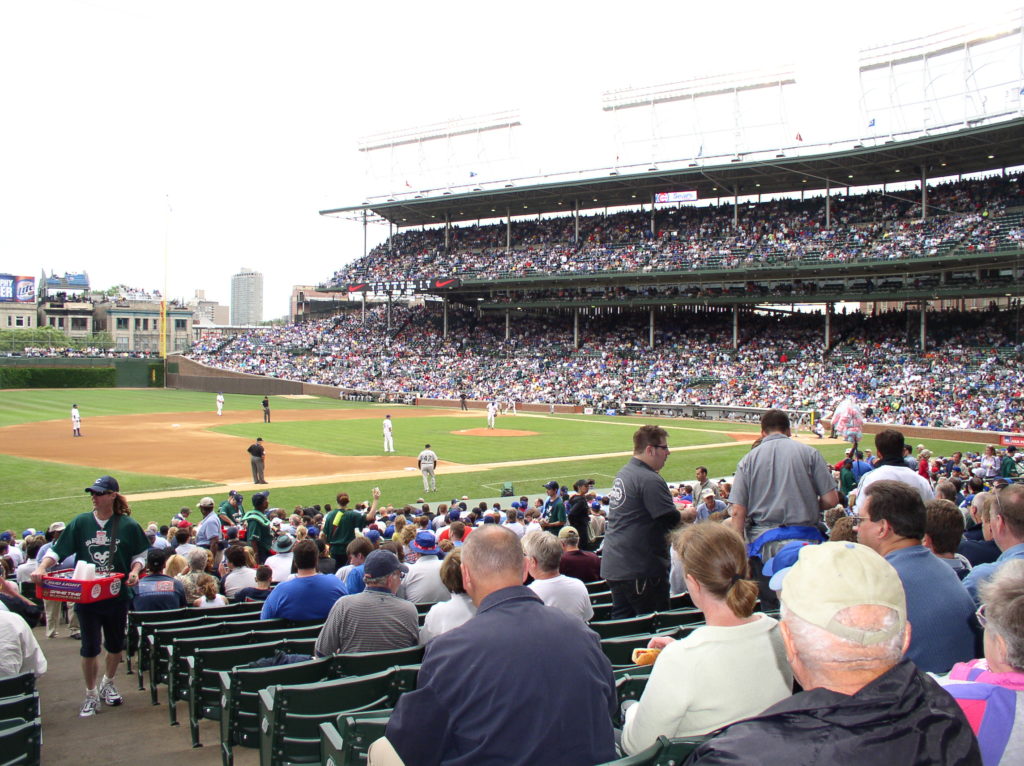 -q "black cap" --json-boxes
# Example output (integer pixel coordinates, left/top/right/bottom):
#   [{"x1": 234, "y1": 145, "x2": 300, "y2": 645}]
[
  {"x1": 543, "y1": 480, "x2": 559, "y2": 491},
  {"x1": 85, "y1": 475, "x2": 119, "y2": 494}
]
